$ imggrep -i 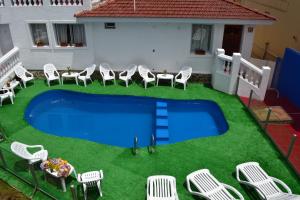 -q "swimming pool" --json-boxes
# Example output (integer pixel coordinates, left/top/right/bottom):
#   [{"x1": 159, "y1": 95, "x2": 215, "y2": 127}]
[{"x1": 25, "y1": 90, "x2": 228, "y2": 147}]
